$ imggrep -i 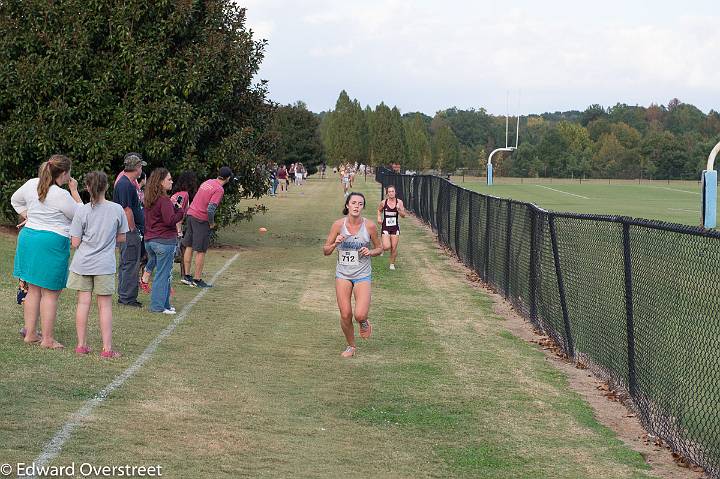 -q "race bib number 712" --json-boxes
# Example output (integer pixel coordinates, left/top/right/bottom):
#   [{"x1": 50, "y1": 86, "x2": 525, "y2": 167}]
[{"x1": 338, "y1": 249, "x2": 360, "y2": 266}]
